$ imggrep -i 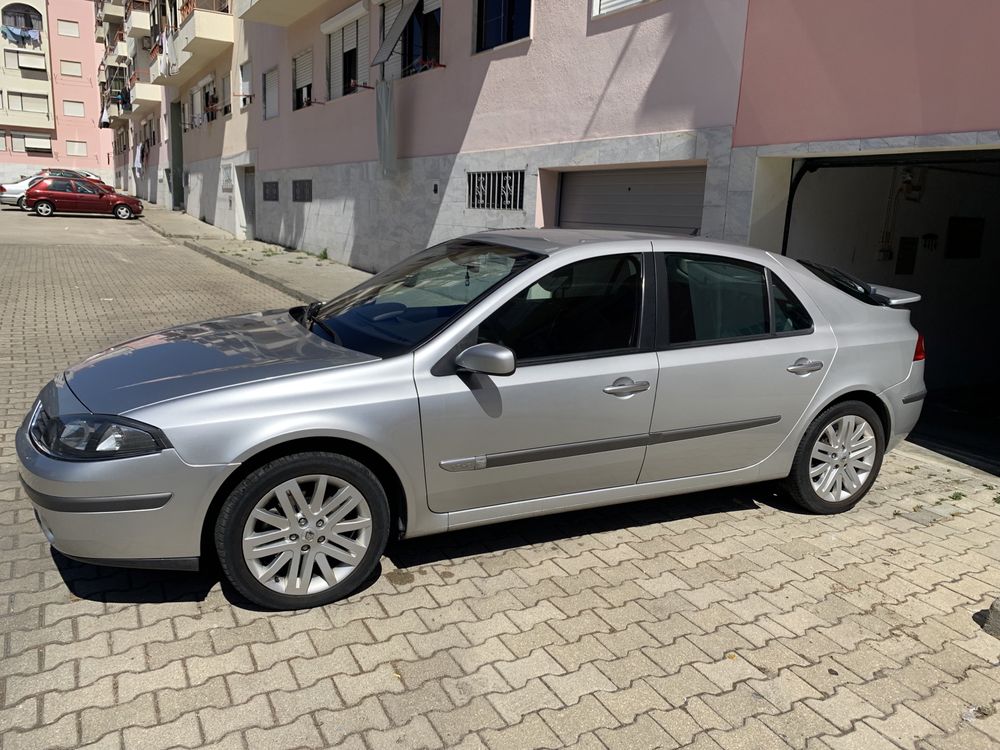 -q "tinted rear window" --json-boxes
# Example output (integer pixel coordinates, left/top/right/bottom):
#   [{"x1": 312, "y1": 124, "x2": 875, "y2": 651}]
[{"x1": 799, "y1": 261, "x2": 884, "y2": 306}]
